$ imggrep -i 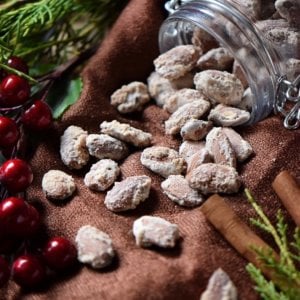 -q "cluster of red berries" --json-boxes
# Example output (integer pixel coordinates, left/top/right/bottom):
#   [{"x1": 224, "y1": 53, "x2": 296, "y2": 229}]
[{"x1": 0, "y1": 57, "x2": 77, "y2": 289}]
